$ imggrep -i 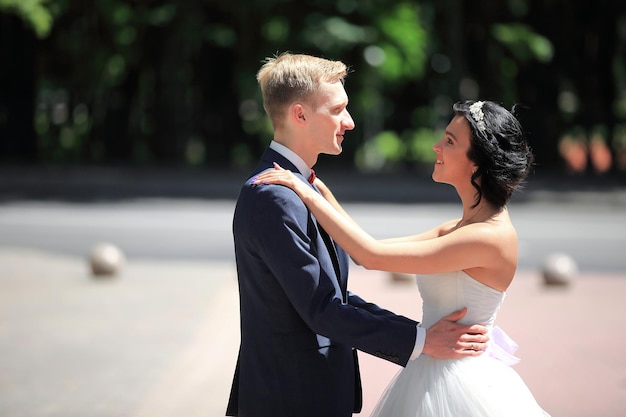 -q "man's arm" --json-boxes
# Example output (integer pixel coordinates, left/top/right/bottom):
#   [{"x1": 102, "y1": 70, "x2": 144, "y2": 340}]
[
  {"x1": 254, "y1": 184, "x2": 418, "y2": 366},
  {"x1": 348, "y1": 293, "x2": 489, "y2": 360}
]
